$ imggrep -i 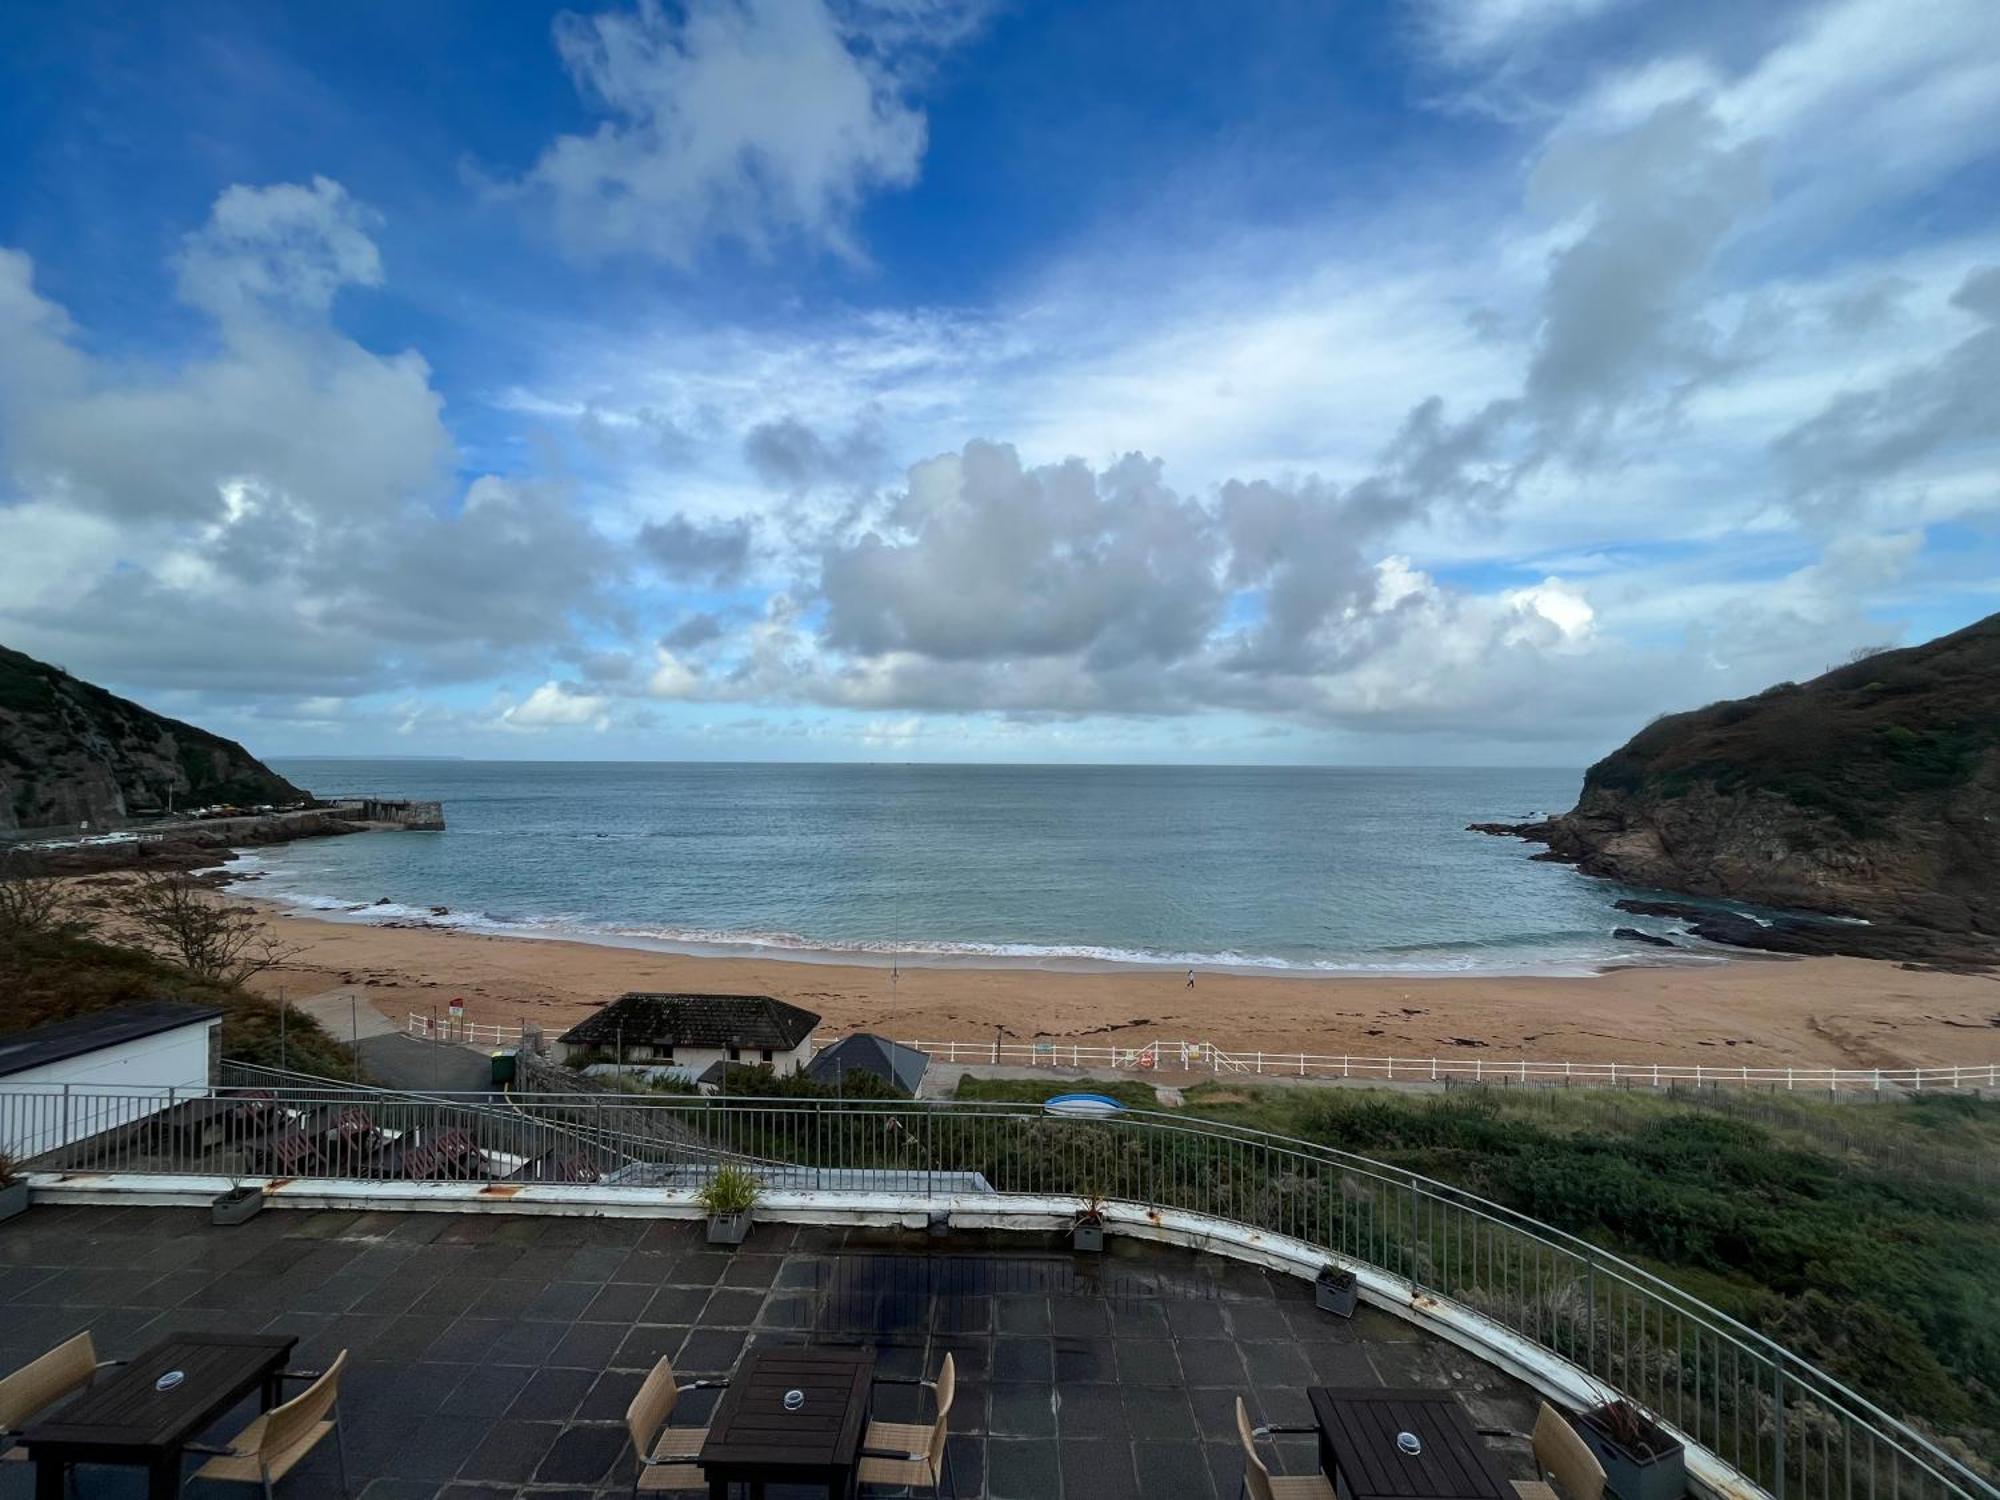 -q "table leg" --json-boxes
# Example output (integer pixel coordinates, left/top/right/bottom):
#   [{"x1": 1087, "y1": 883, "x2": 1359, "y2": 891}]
[
  {"x1": 32, "y1": 1456, "x2": 63, "y2": 1500},
  {"x1": 148, "y1": 1449, "x2": 183, "y2": 1500}
]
